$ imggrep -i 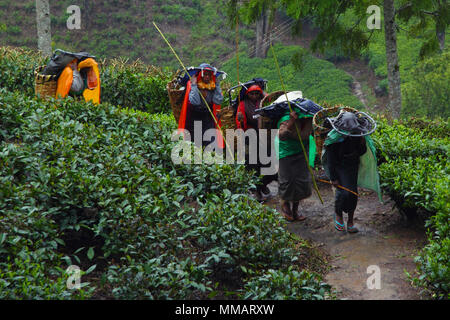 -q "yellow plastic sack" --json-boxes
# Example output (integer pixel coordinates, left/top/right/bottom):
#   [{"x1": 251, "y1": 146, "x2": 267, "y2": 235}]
[
  {"x1": 55, "y1": 58, "x2": 100, "y2": 105},
  {"x1": 78, "y1": 58, "x2": 100, "y2": 105}
]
